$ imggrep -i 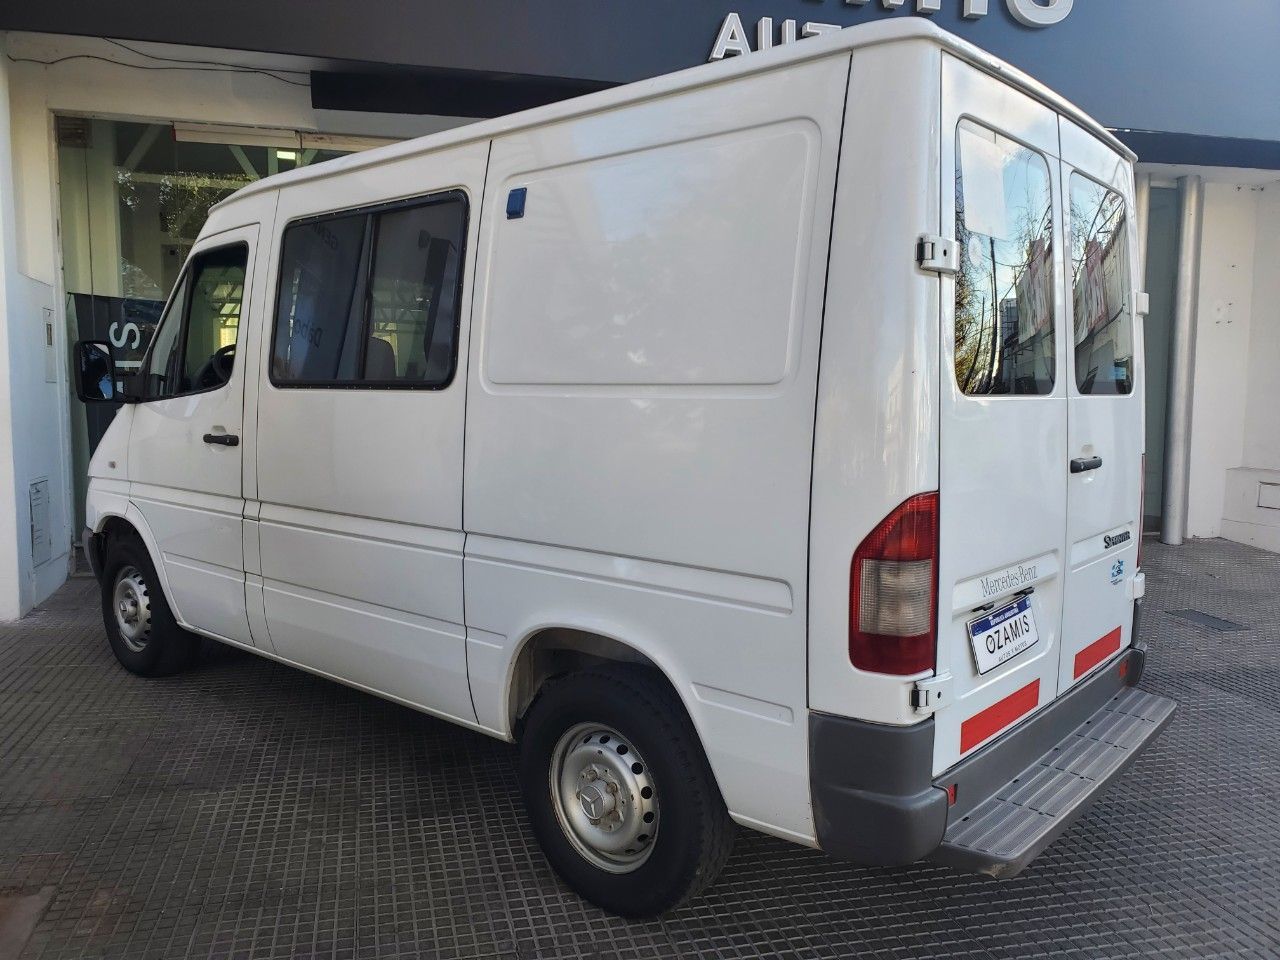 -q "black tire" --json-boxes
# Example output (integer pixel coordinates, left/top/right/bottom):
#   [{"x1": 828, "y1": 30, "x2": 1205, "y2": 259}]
[
  {"x1": 518, "y1": 665, "x2": 734, "y2": 917},
  {"x1": 99, "y1": 531, "x2": 200, "y2": 677}
]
